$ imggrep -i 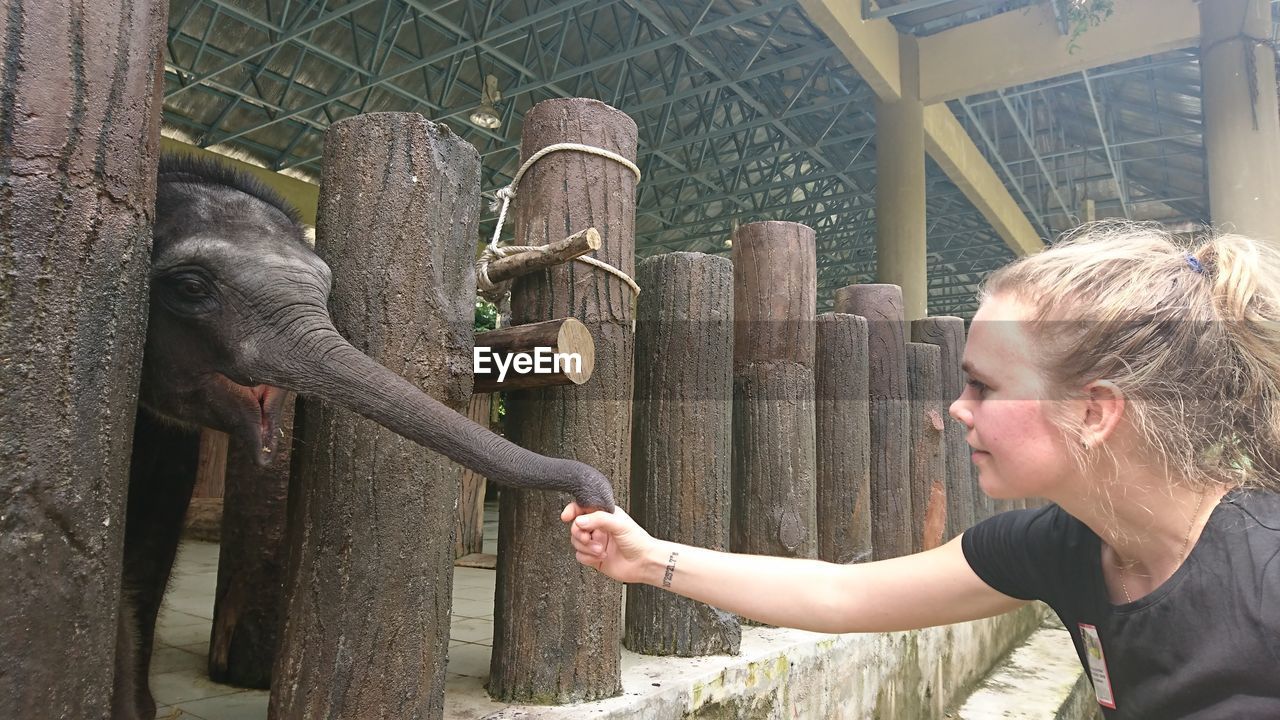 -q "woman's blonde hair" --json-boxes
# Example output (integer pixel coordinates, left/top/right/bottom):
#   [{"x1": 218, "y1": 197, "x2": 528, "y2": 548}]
[{"x1": 979, "y1": 221, "x2": 1280, "y2": 491}]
